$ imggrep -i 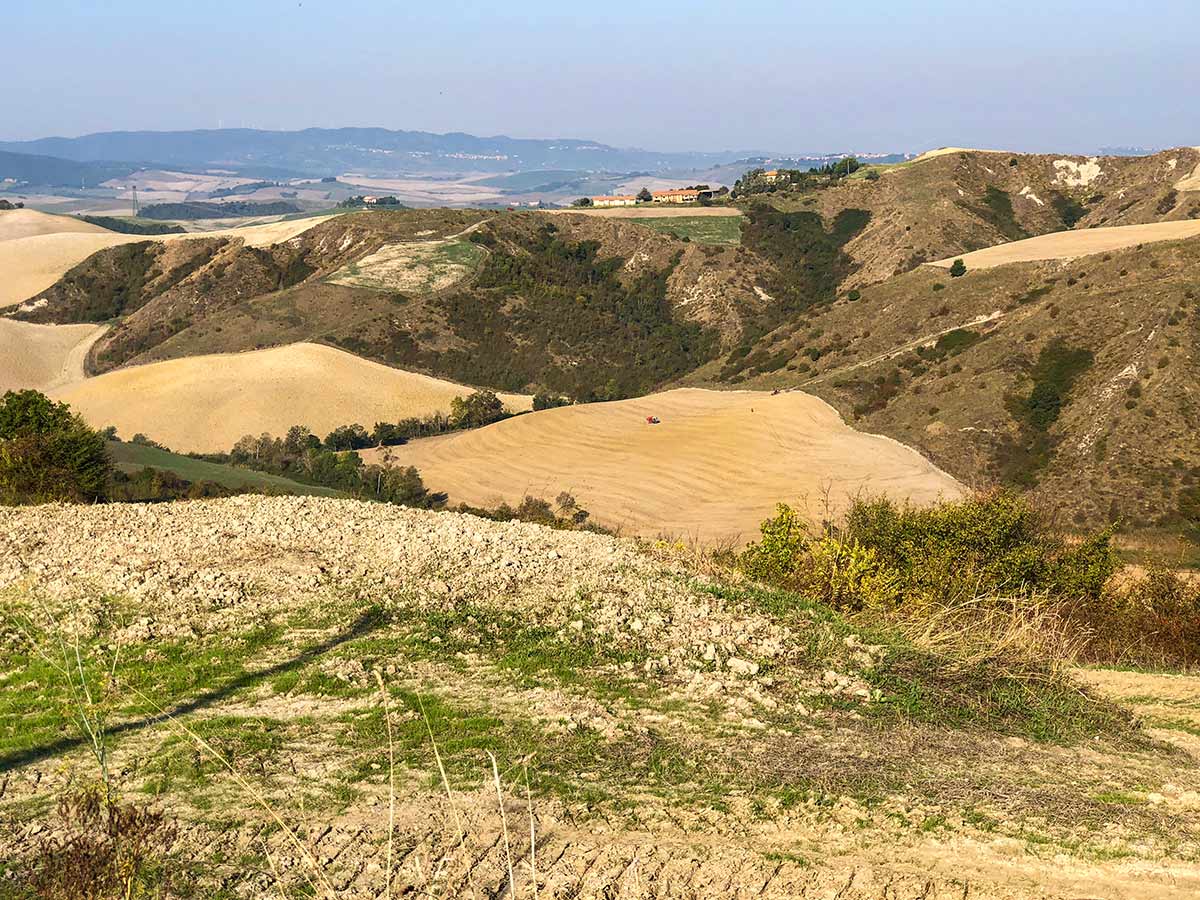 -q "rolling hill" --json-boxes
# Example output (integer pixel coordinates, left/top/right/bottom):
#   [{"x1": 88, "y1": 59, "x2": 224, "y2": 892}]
[
  {"x1": 0, "y1": 127, "x2": 771, "y2": 176},
  {"x1": 372, "y1": 387, "x2": 964, "y2": 542},
  {"x1": 49, "y1": 342, "x2": 531, "y2": 453}
]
